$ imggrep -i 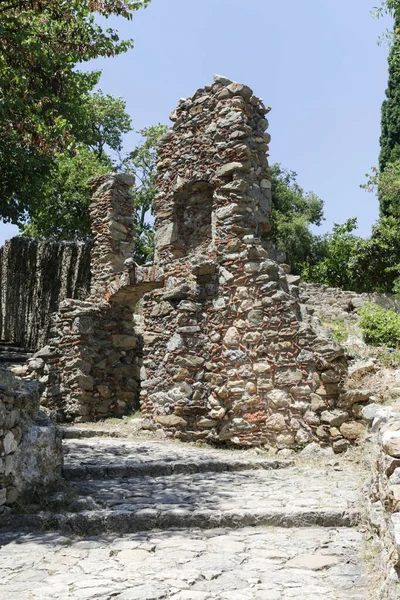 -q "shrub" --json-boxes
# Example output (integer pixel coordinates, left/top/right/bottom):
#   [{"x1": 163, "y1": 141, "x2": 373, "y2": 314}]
[
  {"x1": 328, "y1": 319, "x2": 349, "y2": 345},
  {"x1": 359, "y1": 303, "x2": 400, "y2": 347}
]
